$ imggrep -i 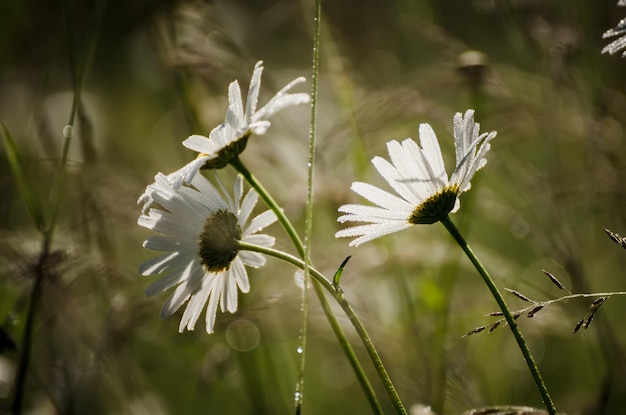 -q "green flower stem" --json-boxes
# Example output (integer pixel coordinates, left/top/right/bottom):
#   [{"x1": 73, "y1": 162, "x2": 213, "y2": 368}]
[
  {"x1": 231, "y1": 157, "x2": 305, "y2": 259},
  {"x1": 440, "y1": 215, "x2": 557, "y2": 415},
  {"x1": 238, "y1": 241, "x2": 407, "y2": 415},
  {"x1": 231, "y1": 157, "x2": 385, "y2": 415}
]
